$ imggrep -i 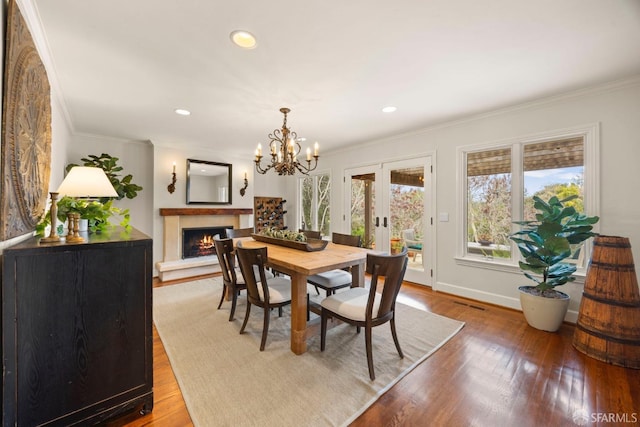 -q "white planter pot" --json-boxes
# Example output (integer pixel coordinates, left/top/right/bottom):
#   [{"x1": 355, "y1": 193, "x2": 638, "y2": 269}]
[
  {"x1": 518, "y1": 286, "x2": 570, "y2": 332},
  {"x1": 78, "y1": 218, "x2": 89, "y2": 232}
]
